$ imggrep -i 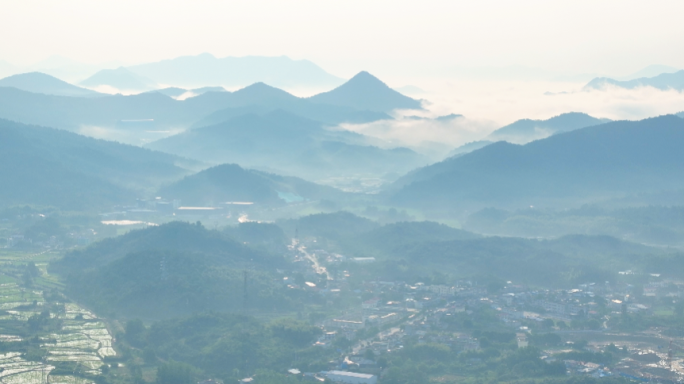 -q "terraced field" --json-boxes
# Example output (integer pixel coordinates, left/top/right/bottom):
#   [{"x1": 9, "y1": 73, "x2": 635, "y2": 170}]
[{"x1": 0, "y1": 251, "x2": 115, "y2": 384}]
